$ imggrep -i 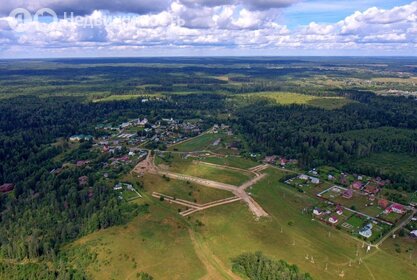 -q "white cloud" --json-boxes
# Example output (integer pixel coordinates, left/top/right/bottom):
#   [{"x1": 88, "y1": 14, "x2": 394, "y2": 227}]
[{"x1": 1, "y1": 1, "x2": 417, "y2": 56}]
